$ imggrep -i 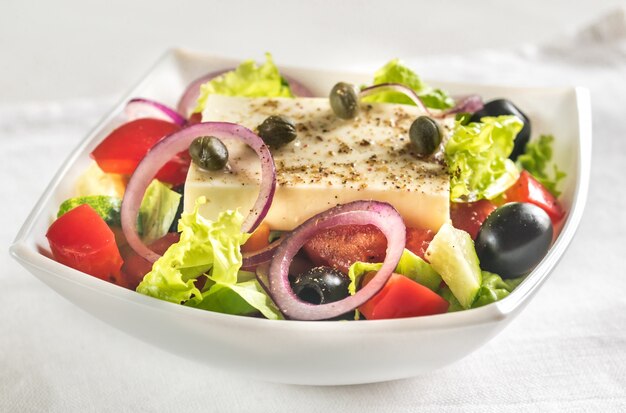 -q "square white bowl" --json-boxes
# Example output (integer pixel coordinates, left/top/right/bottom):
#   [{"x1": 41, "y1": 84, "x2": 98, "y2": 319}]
[{"x1": 10, "y1": 49, "x2": 591, "y2": 385}]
